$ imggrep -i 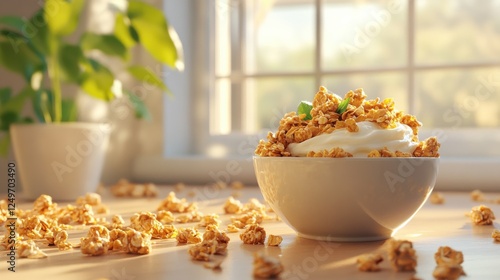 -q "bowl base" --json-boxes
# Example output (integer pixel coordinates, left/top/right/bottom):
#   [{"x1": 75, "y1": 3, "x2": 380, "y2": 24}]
[{"x1": 297, "y1": 232, "x2": 390, "y2": 242}]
